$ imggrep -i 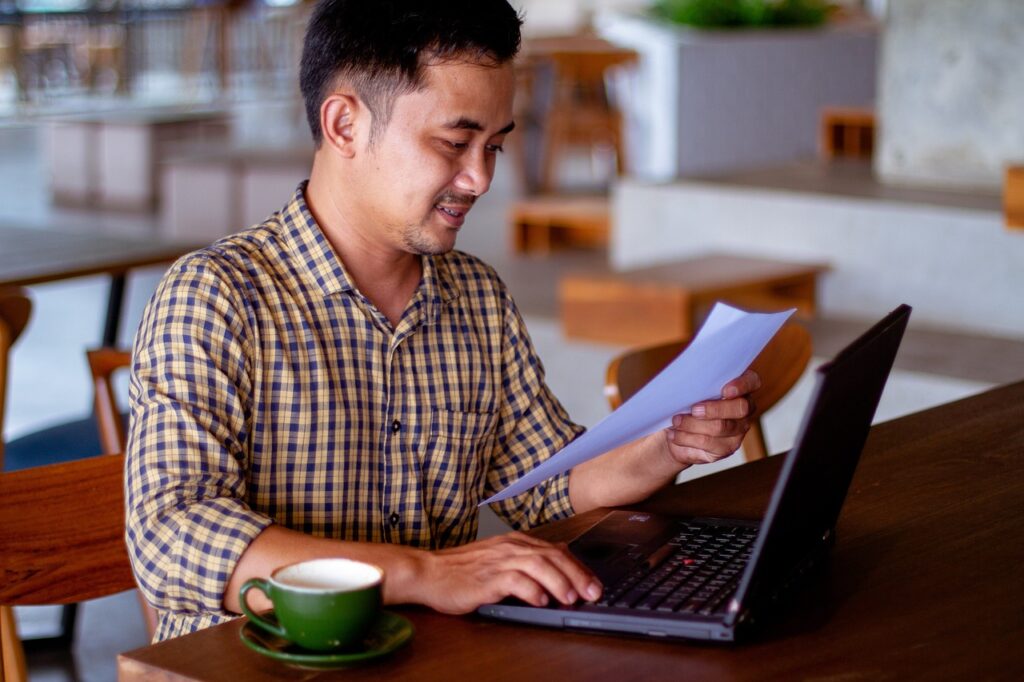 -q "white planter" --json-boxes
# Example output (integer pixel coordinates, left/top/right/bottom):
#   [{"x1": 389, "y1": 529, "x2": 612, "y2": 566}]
[{"x1": 596, "y1": 11, "x2": 878, "y2": 180}]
